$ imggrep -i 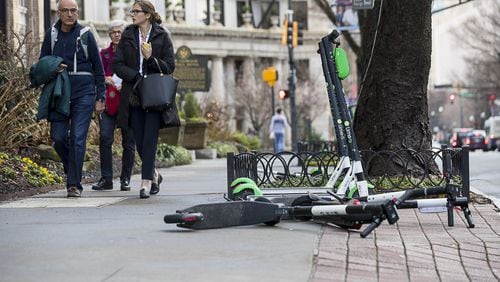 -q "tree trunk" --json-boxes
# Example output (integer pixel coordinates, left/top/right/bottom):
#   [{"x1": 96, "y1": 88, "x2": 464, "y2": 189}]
[{"x1": 354, "y1": 0, "x2": 434, "y2": 175}]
